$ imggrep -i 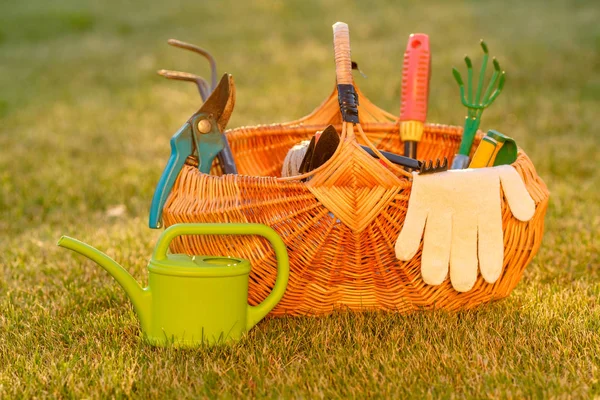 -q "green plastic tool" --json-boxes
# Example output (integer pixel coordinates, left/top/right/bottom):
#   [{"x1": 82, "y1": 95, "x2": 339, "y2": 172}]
[
  {"x1": 487, "y1": 130, "x2": 518, "y2": 166},
  {"x1": 451, "y1": 40, "x2": 506, "y2": 170},
  {"x1": 468, "y1": 129, "x2": 518, "y2": 168},
  {"x1": 58, "y1": 223, "x2": 290, "y2": 347}
]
